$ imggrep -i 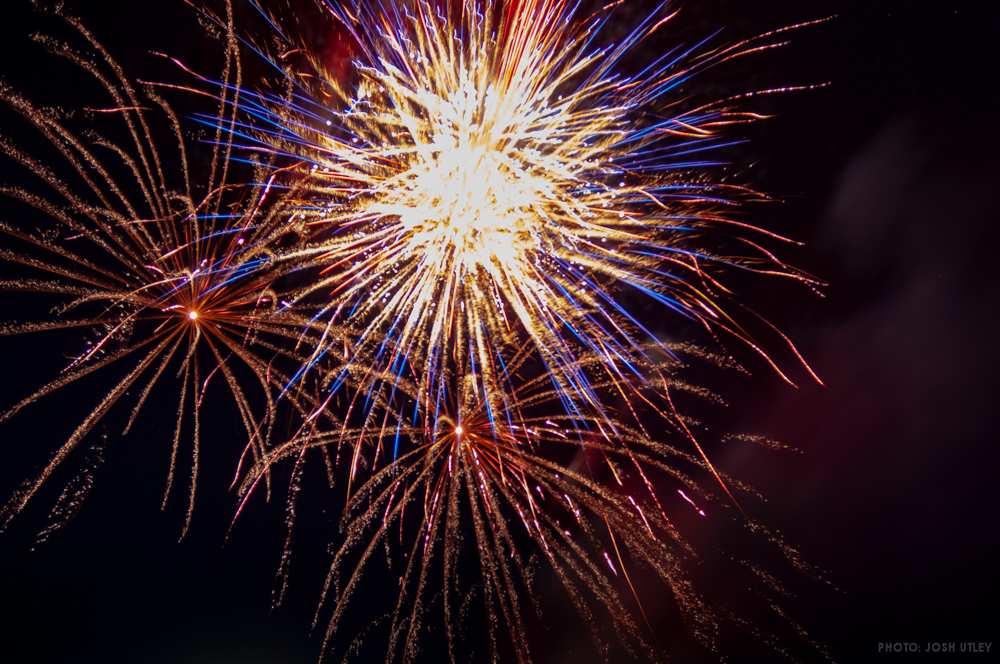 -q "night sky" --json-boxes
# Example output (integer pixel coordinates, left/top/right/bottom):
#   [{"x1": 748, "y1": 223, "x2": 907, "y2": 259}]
[{"x1": 1, "y1": 1, "x2": 998, "y2": 662}]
